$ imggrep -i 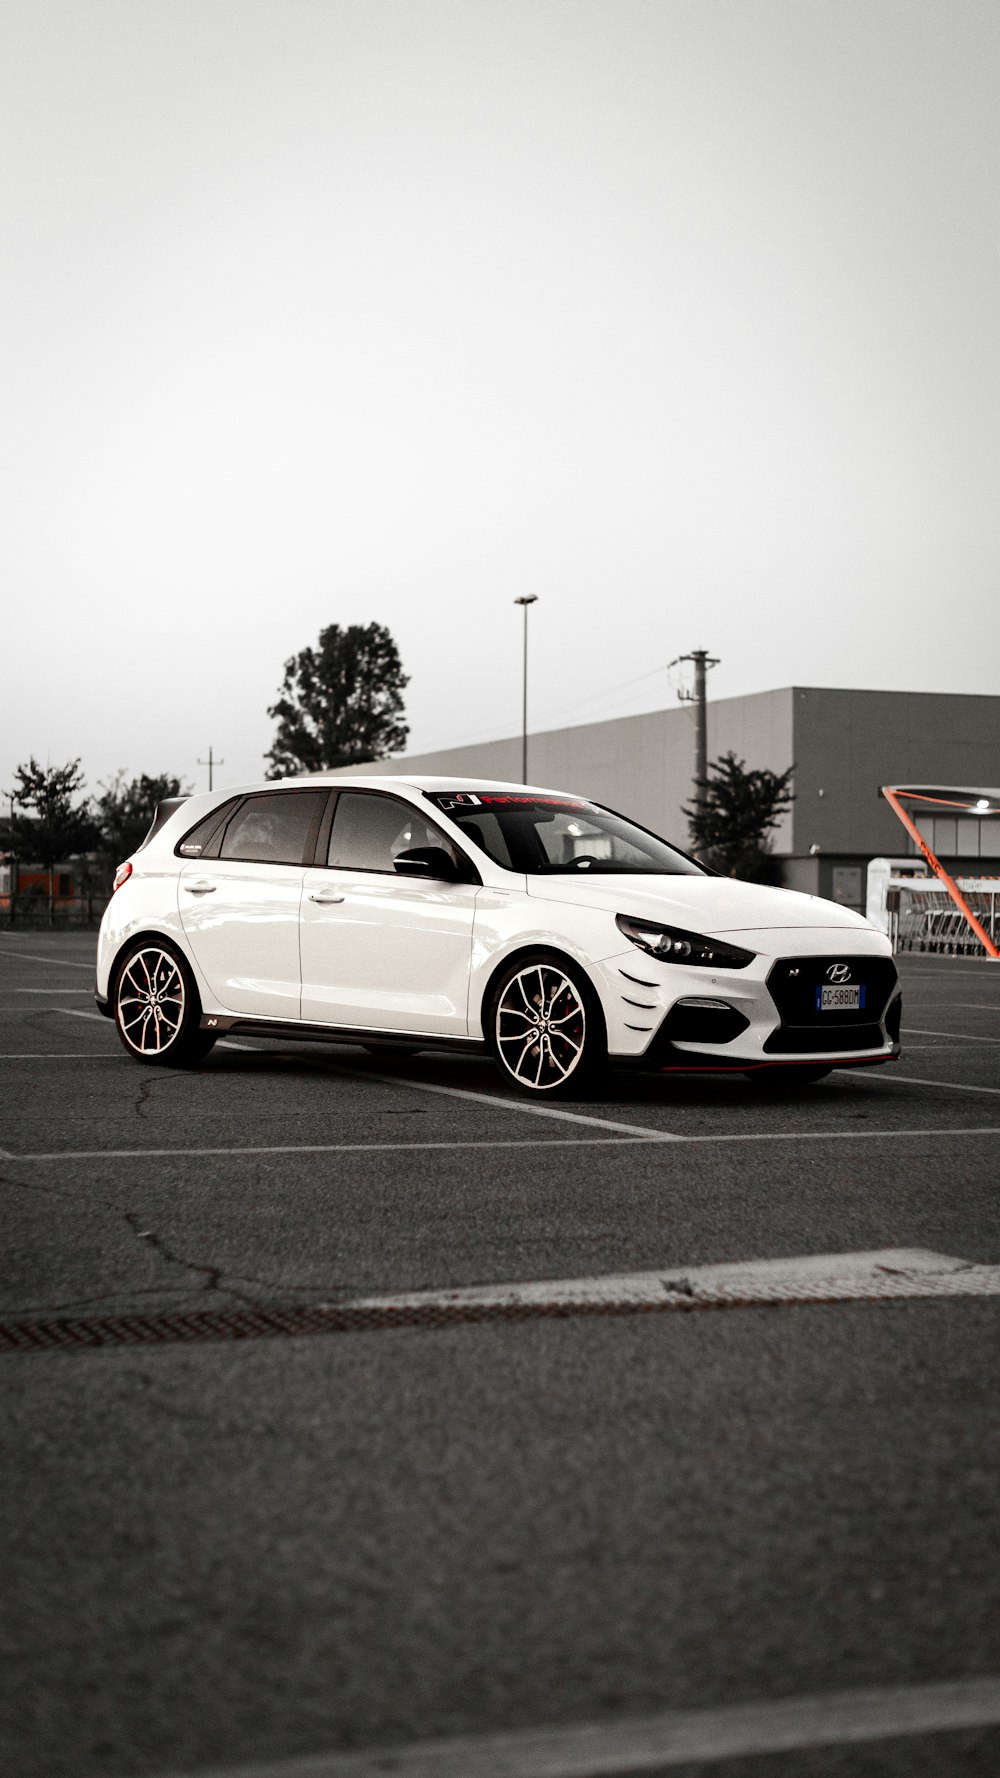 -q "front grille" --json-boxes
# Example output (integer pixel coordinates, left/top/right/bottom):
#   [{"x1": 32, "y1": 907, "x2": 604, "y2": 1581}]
[
  {"x1": 764, "y1": 955, "x2": 898, "y2": 1055},
  {"x1": 763, "y1": 1022, "x2": 887, "y2": 1054}
]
